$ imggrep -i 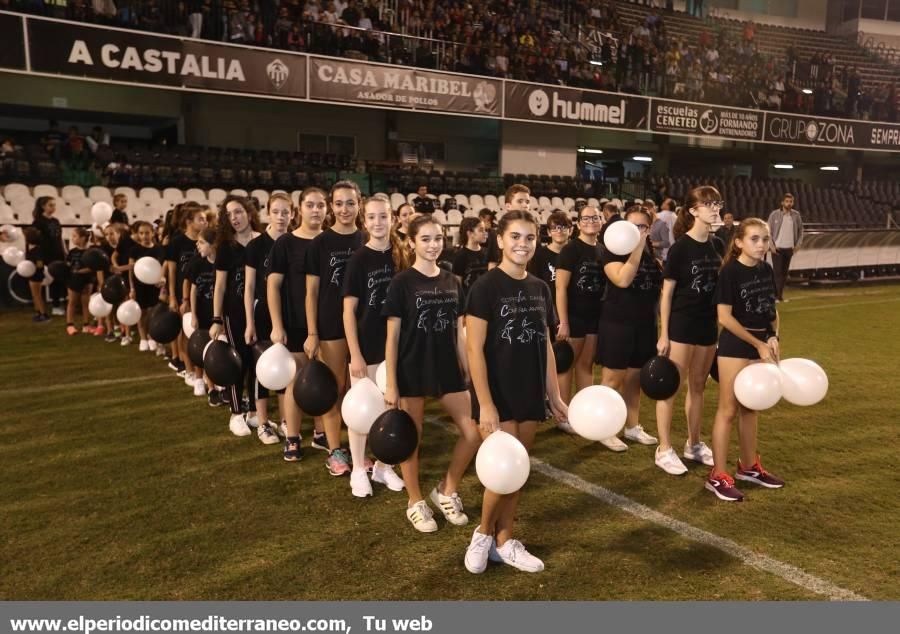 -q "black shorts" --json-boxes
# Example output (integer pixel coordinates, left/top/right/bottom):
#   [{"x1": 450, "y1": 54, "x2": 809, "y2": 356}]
[
  {"x1": 470, "y1": 385, "x2": 547, "y2": 424},
  {"x1": 135, "y1": 285, "x2": 159, "y2": 310},
  {"x1": 286, "y1": 327, "x2": 308, "y2": 353},
  {"x1": 717, "y1": 329, "x2": 768, "y2": 360},
  {"x1": 596, "y1": 319, "x2": 657, "y2": 370},
  {"x1": 569, "y1": 312, "x2": 600, "y2": 339},
  {"x1": 669, "y1": 312, "x2": 718, "y2": 347},
  {"x1": 254, "y1": 303, "x2": 273, "y2": 341}
]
